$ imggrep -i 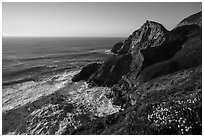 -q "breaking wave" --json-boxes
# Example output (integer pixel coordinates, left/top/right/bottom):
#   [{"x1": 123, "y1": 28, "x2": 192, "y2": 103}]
[{"x1": 2, "y1": 70, "x2": 122, "y2": 135}]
